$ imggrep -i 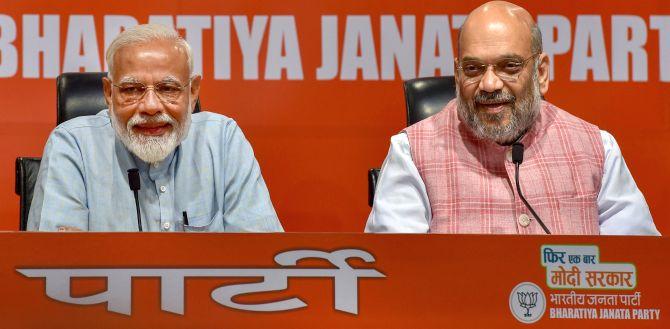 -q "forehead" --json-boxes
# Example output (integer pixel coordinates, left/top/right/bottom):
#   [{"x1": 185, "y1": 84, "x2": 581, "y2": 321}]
[
  {"x1": 111, "y1": 40, "x2": 190, "y2": 82},
  {"x1": 459, "y1": 19, "x2": 532, "y2": 60}
]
